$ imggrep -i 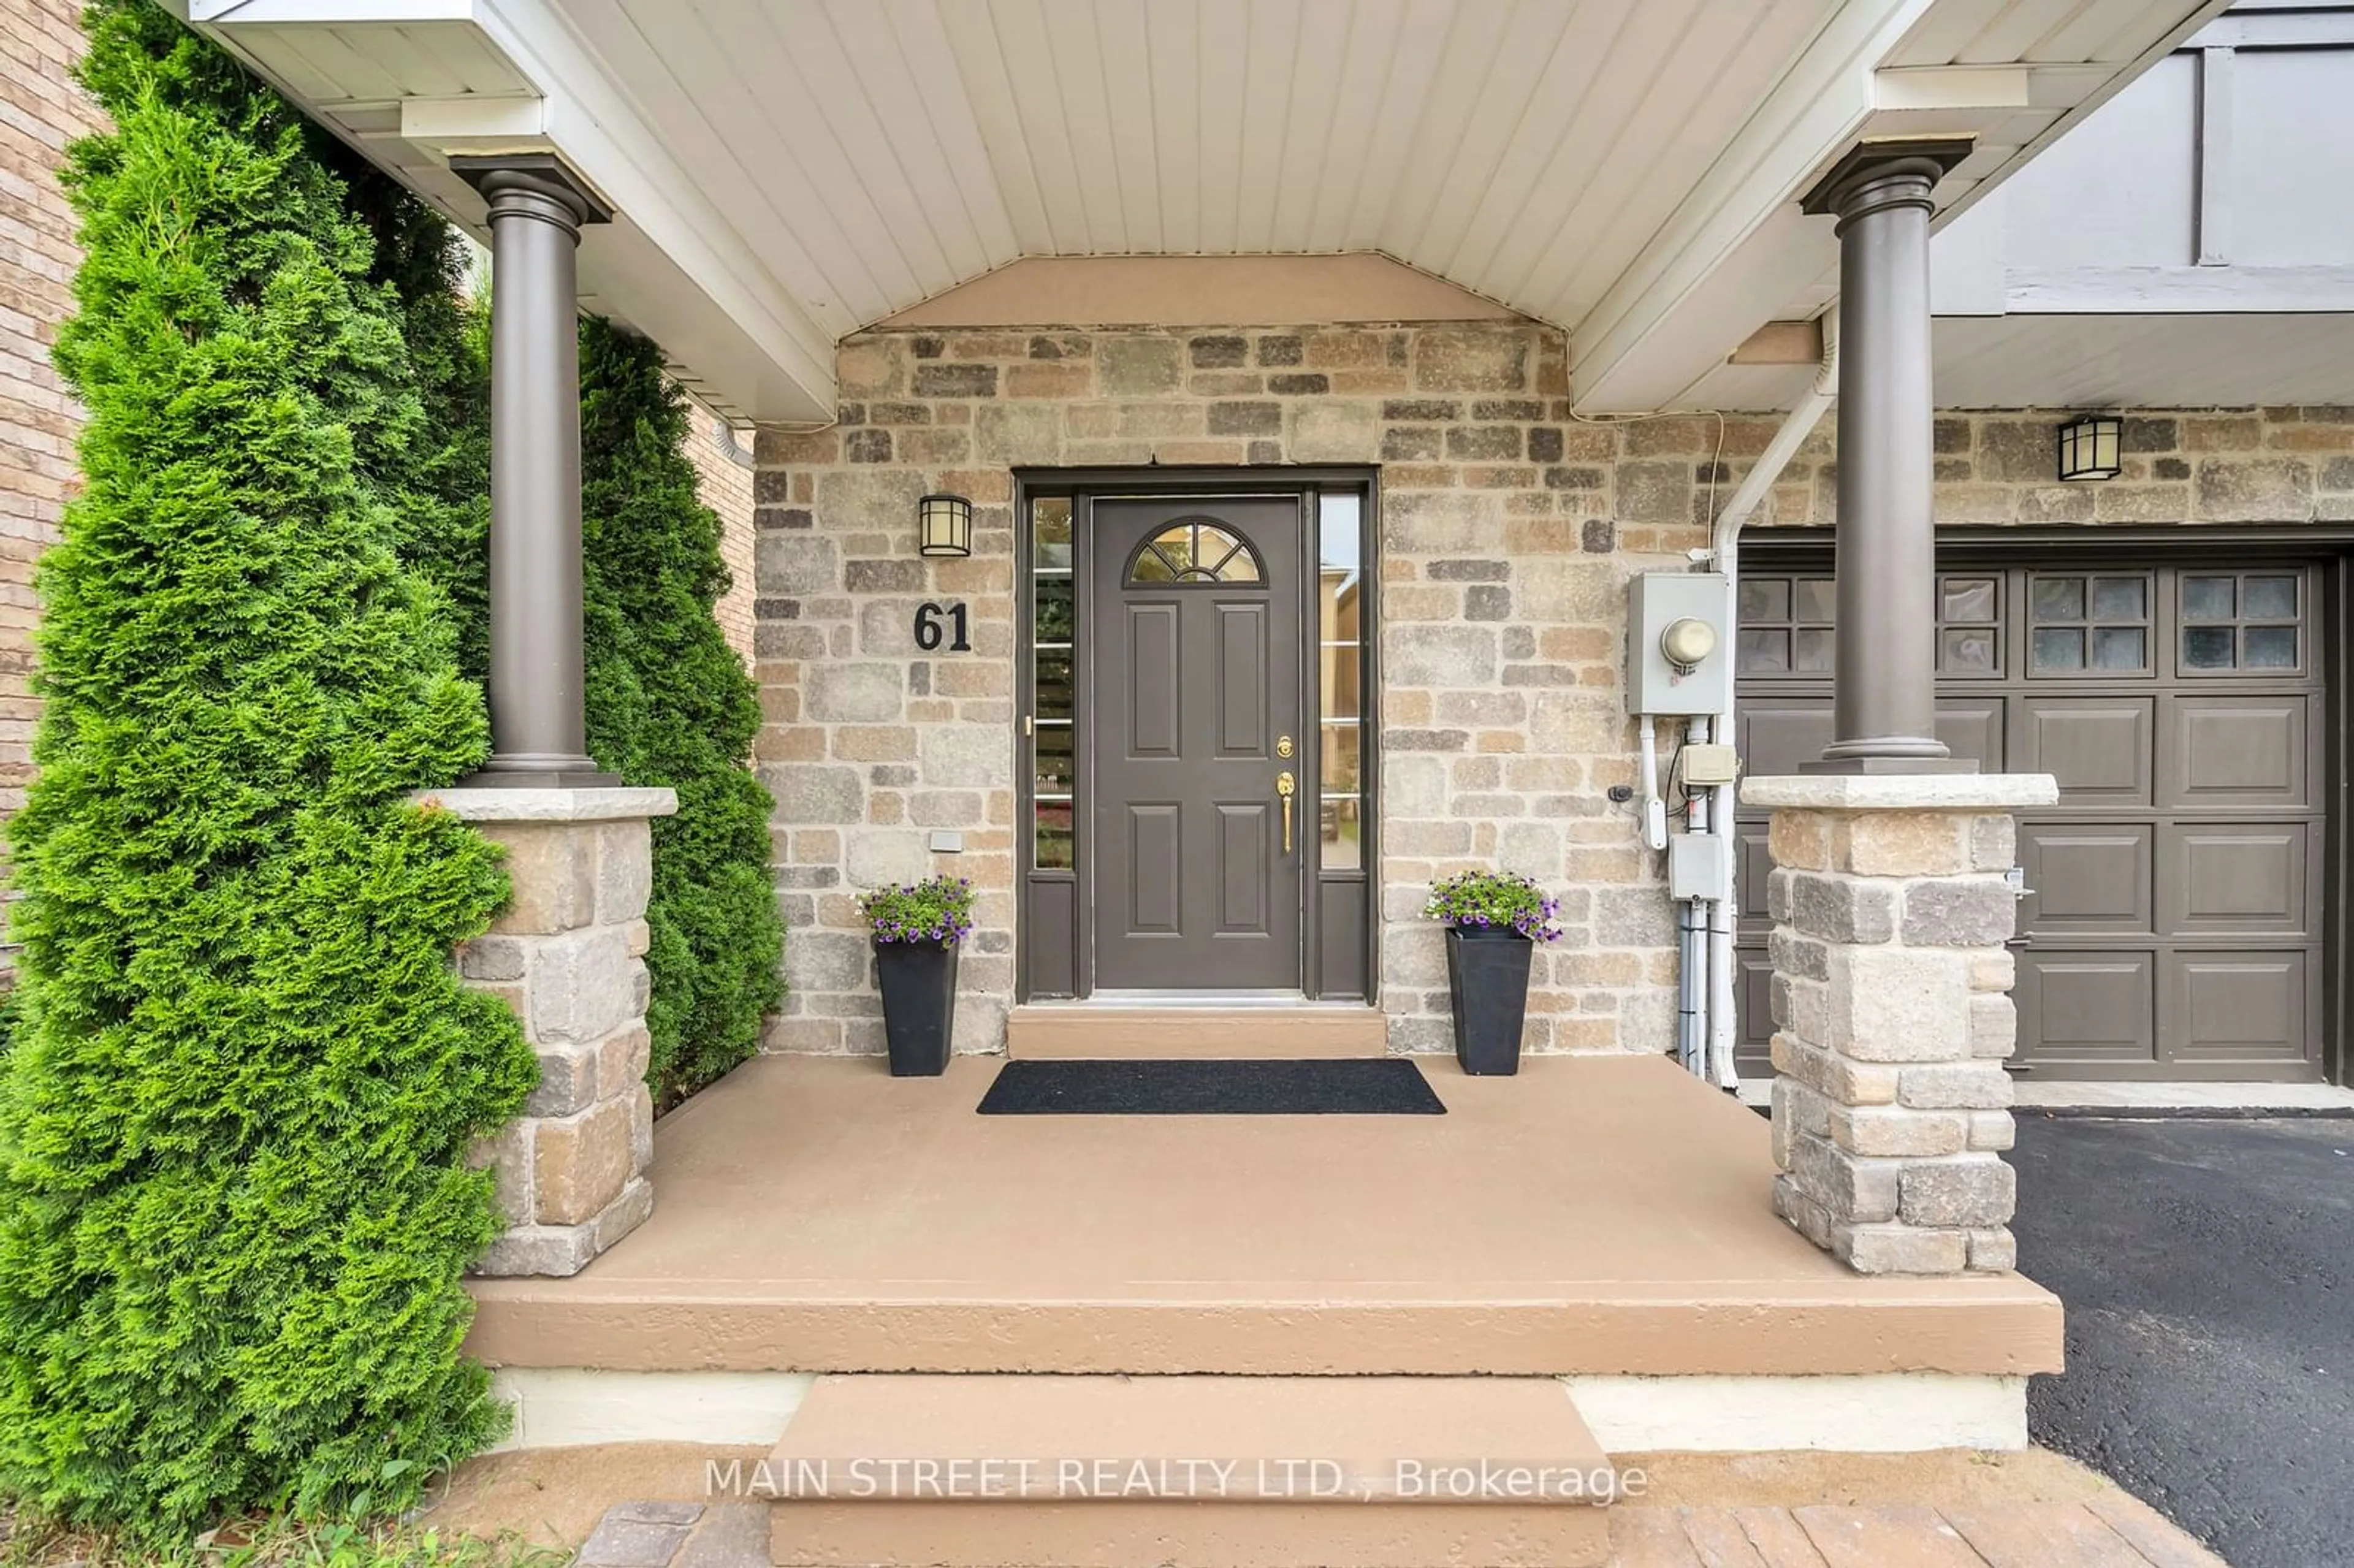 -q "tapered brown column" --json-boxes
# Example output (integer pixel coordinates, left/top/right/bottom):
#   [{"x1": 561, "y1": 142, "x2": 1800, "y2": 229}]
[
  {"x1": 452, "y1": 155, "x2": 619, "y2": 787},
  {"x1": 1800, "y1": 139, "x2": 1974, "y2": 774}
]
